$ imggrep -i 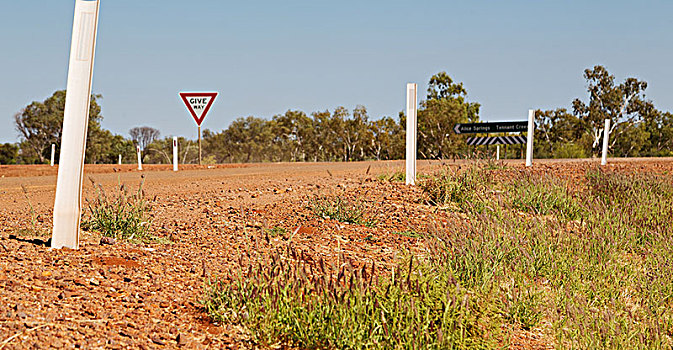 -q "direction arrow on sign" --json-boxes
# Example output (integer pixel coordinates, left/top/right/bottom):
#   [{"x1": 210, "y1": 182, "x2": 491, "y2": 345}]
[
  {"x1": 179, "y1": 92, "x2": 218, "y2": 126},
  {"x1": 454, "y1": 121, "x2": 529, "y2": 134},
  {"x1": 466, "y1": 136, "x2": 527, "y2": 145}
]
